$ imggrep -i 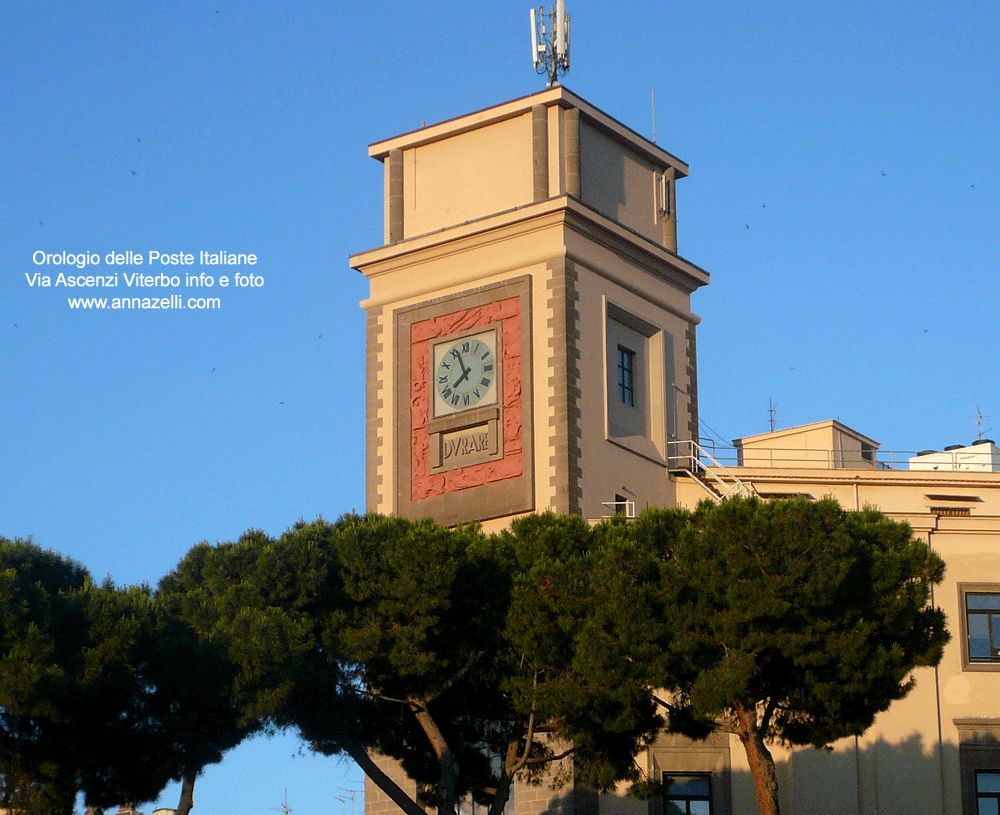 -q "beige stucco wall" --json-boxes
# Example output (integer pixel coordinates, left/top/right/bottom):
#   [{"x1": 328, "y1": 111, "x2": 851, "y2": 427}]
[
  {"x1": 579, "y1": 120, "x2": 661, "y2": 245},
  {"x1": 402, "y1": 113, "x2": 533, "y2": 239},
  {"x1": 357, "y1": 220, "x2": 560, "y2": 518}
]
